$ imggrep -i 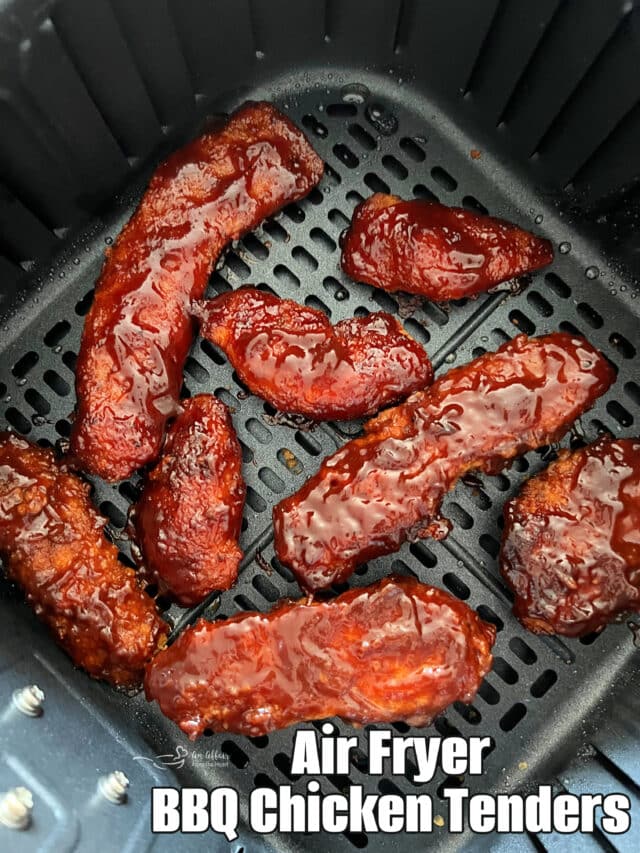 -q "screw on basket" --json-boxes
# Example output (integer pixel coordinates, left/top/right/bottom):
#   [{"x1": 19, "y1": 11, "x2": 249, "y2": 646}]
[
  {"x1": 98, "y1": 771, "x2": 129, "y2": 804},
  {"x1": 12, "y1": 685, "x2": 45, "y2": 717},
  {"x1": 0, "y1": 787, "x2": 33, "y2": 830}
]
